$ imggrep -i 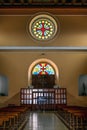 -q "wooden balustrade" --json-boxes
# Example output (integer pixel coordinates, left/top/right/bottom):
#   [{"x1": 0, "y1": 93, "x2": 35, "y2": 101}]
[
  {"x1": 0, "y1": 0, "x2": 87, "y2": 7},
  {"x1": 20, "y1": 88, "x2": 67, "y2": 110}
]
